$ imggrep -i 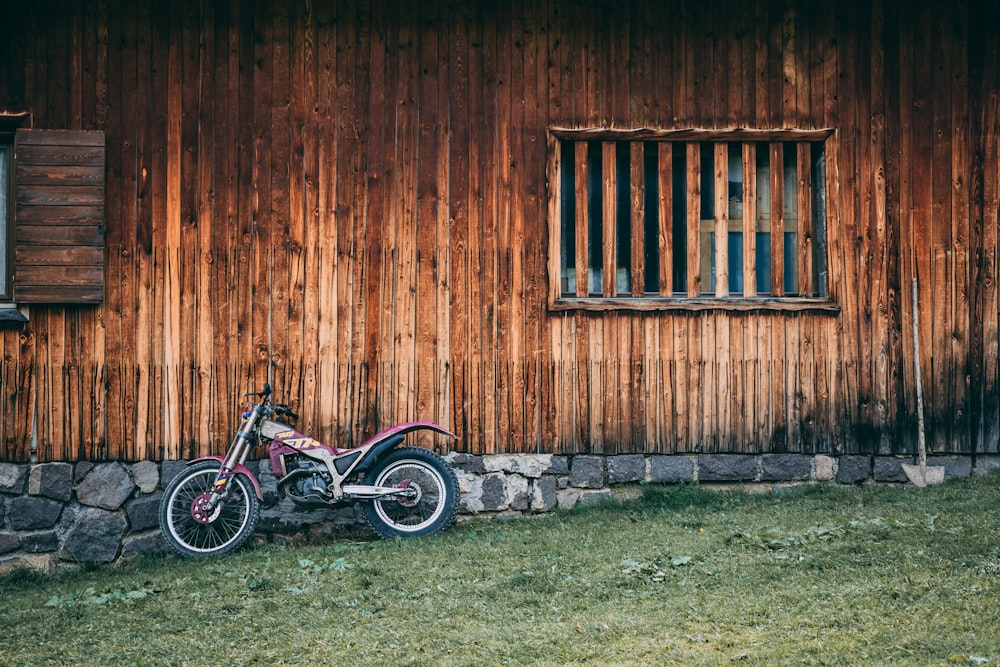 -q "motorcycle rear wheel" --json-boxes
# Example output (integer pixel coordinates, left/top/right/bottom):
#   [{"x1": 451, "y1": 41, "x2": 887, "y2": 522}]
[
  {"x1": 362, "y1": 447, "x2": 459, "y2": 539},
  {"x1": 159, "y1": 461, "x2": 260, "y2": 557}
]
